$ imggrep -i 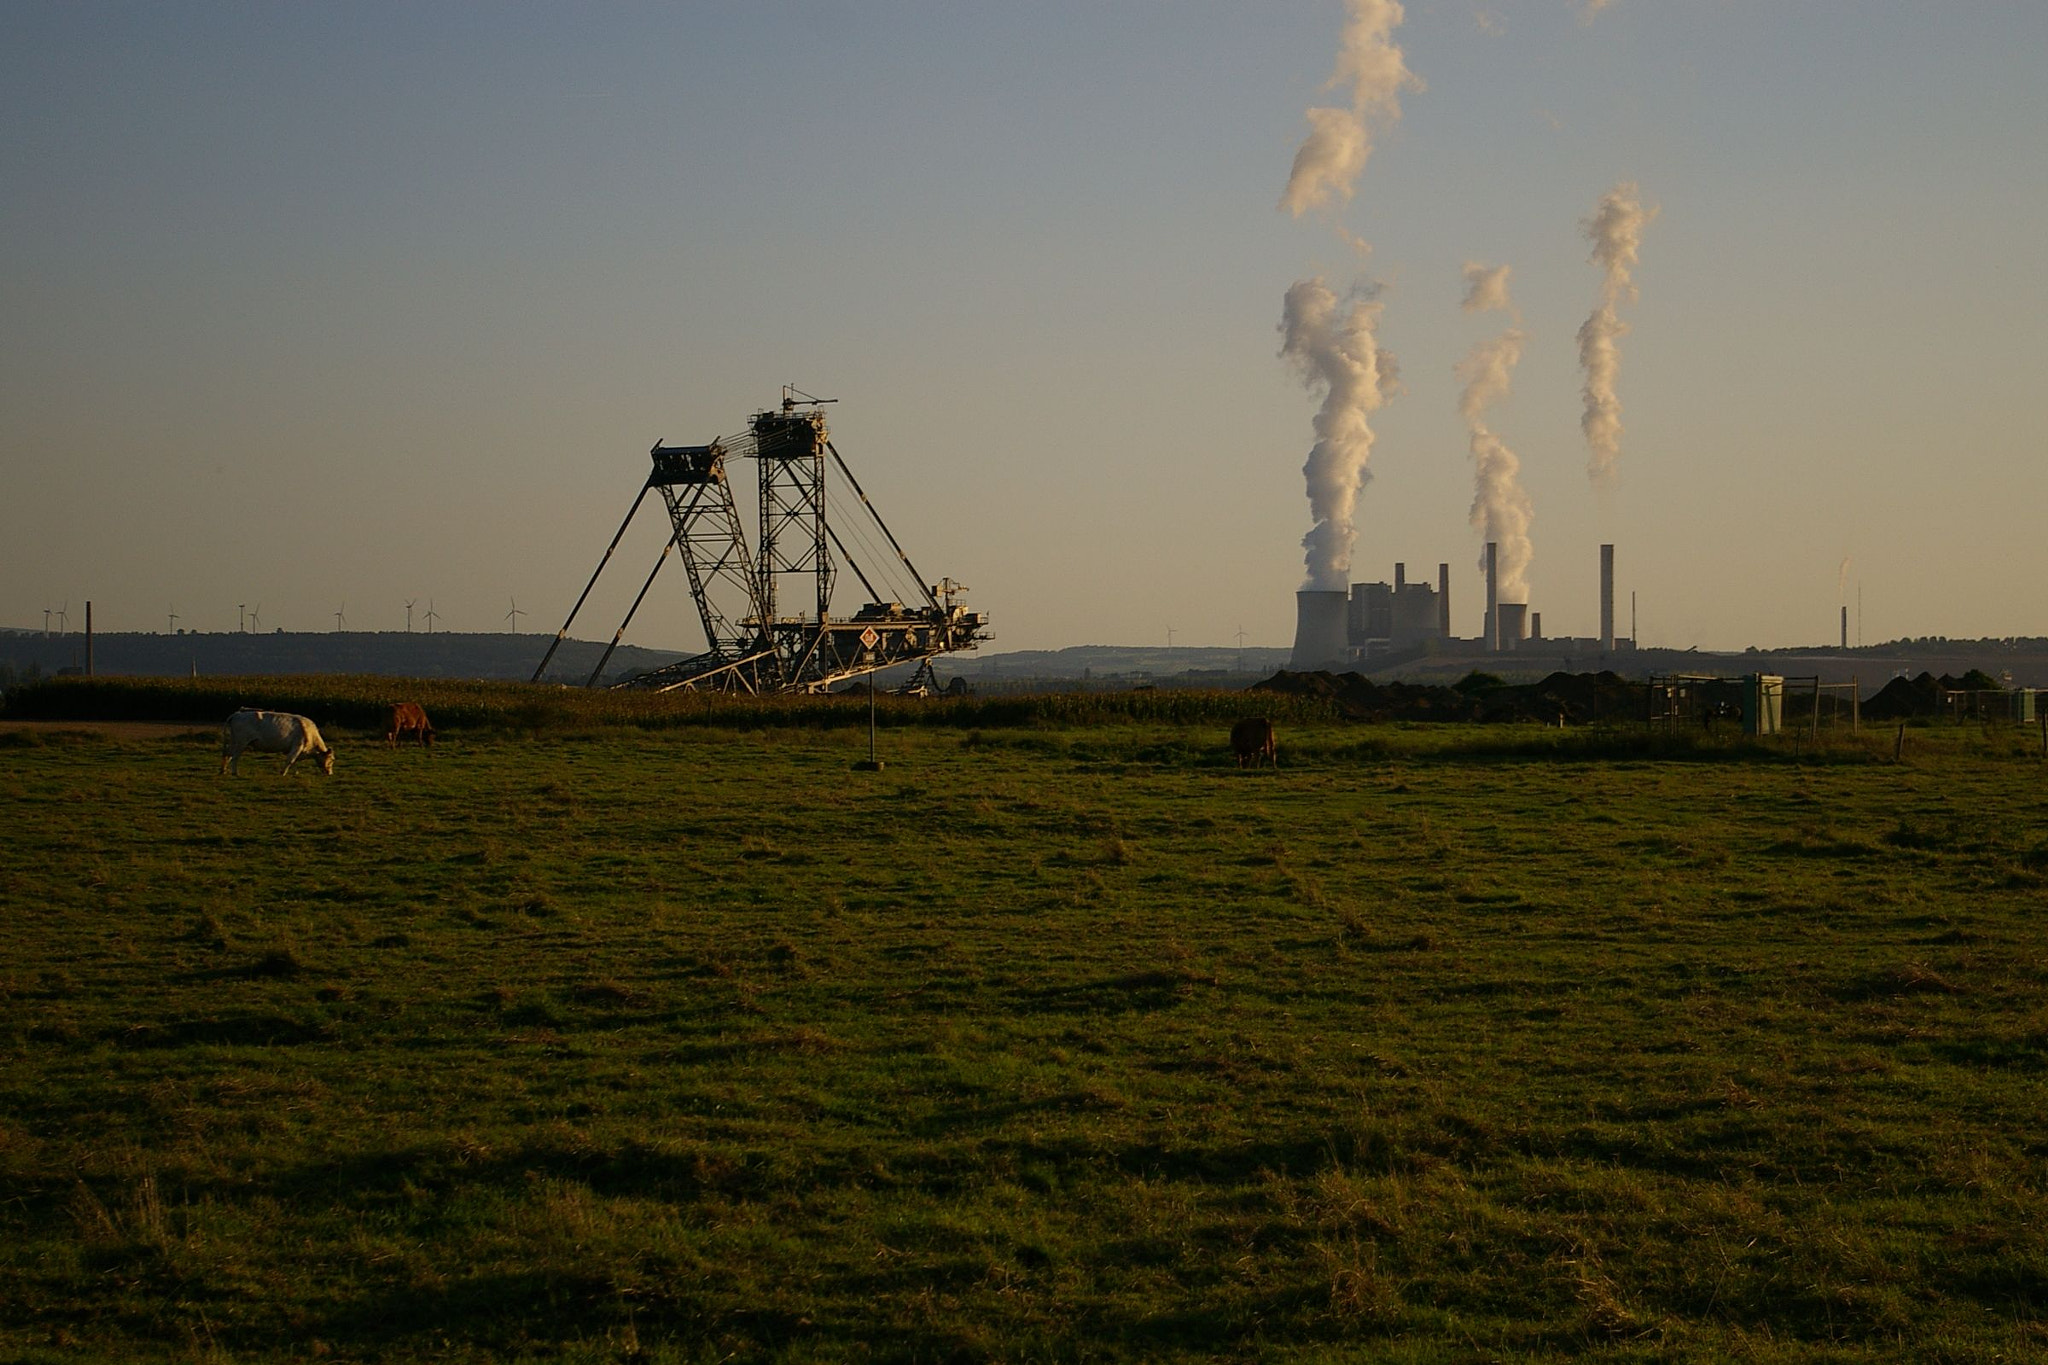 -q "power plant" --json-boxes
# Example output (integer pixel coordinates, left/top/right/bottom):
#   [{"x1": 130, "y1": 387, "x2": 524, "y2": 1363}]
[{"x1": 1289, "y1": 542, "x2": 1630, "y2": 670}]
